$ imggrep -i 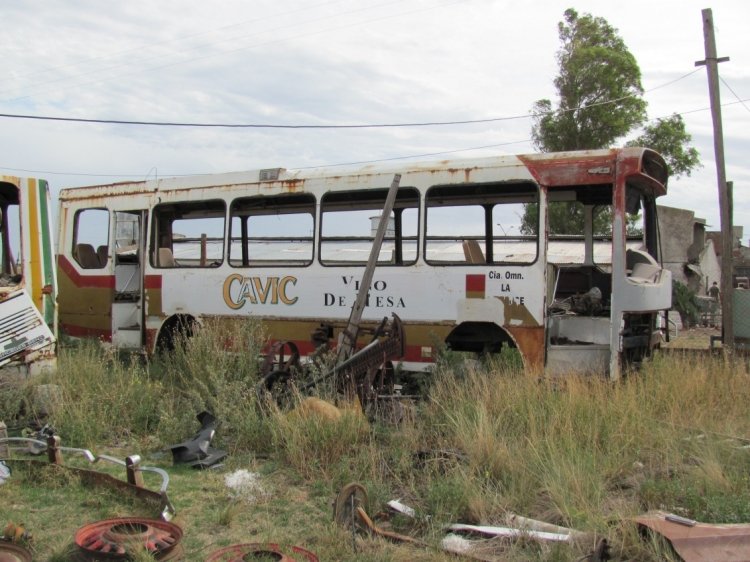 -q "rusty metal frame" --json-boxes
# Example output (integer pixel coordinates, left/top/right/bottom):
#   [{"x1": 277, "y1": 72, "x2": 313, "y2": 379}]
[{"x1": 1, "y1": 434, "x2": 175, "y2": 520}]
